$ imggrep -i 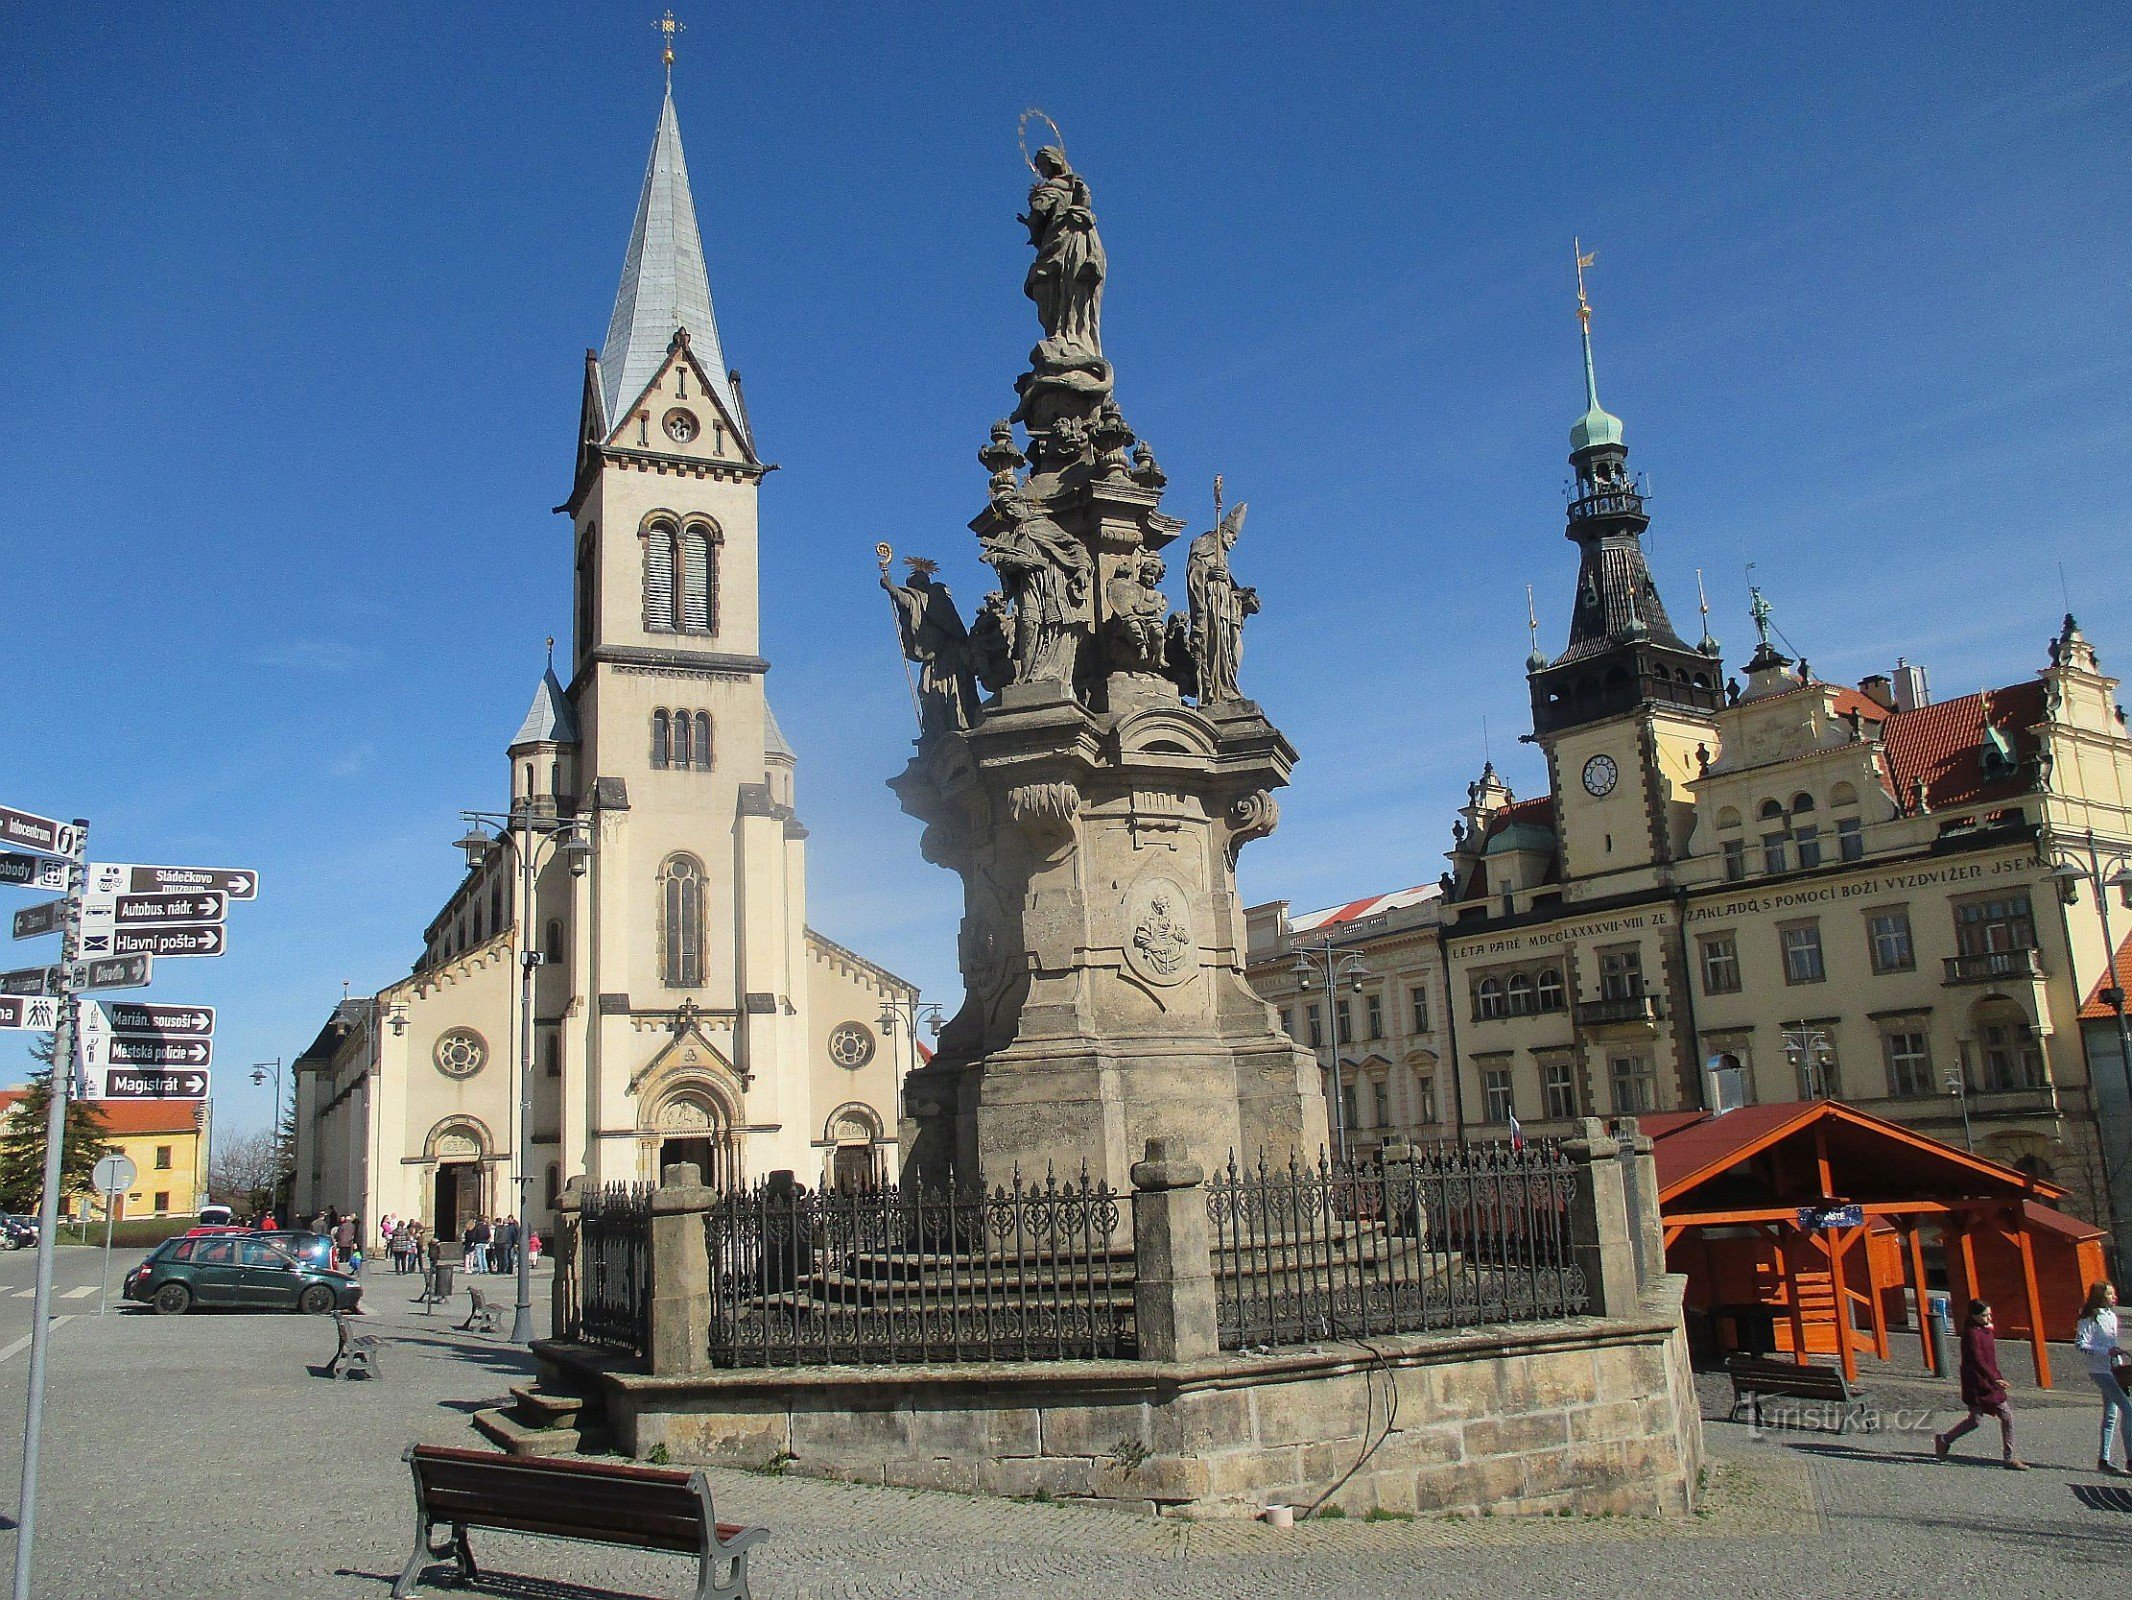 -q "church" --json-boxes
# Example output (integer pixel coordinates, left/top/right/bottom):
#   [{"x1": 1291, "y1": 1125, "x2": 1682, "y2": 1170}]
[{"x1": 291, "y1": 76, "x2": 917, "y2": 1240}]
